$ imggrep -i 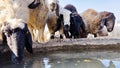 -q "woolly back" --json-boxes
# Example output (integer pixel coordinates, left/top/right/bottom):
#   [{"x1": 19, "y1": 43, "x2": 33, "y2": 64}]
[{"x1": 81, "y1": 9, "x2": 102, "y2": 34}]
